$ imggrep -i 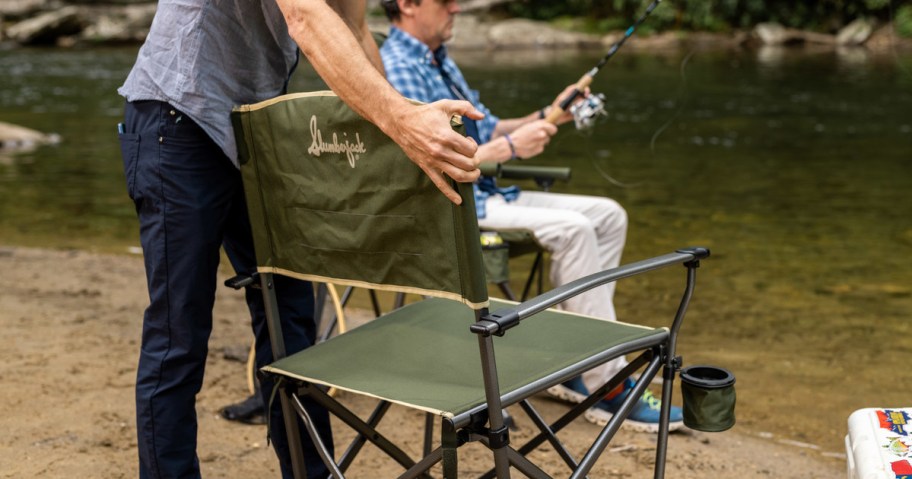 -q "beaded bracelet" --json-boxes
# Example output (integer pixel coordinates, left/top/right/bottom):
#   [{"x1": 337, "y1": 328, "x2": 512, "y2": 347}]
[{"x1": 504, "y1": 134, "x2": 517, "y2": 160}]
